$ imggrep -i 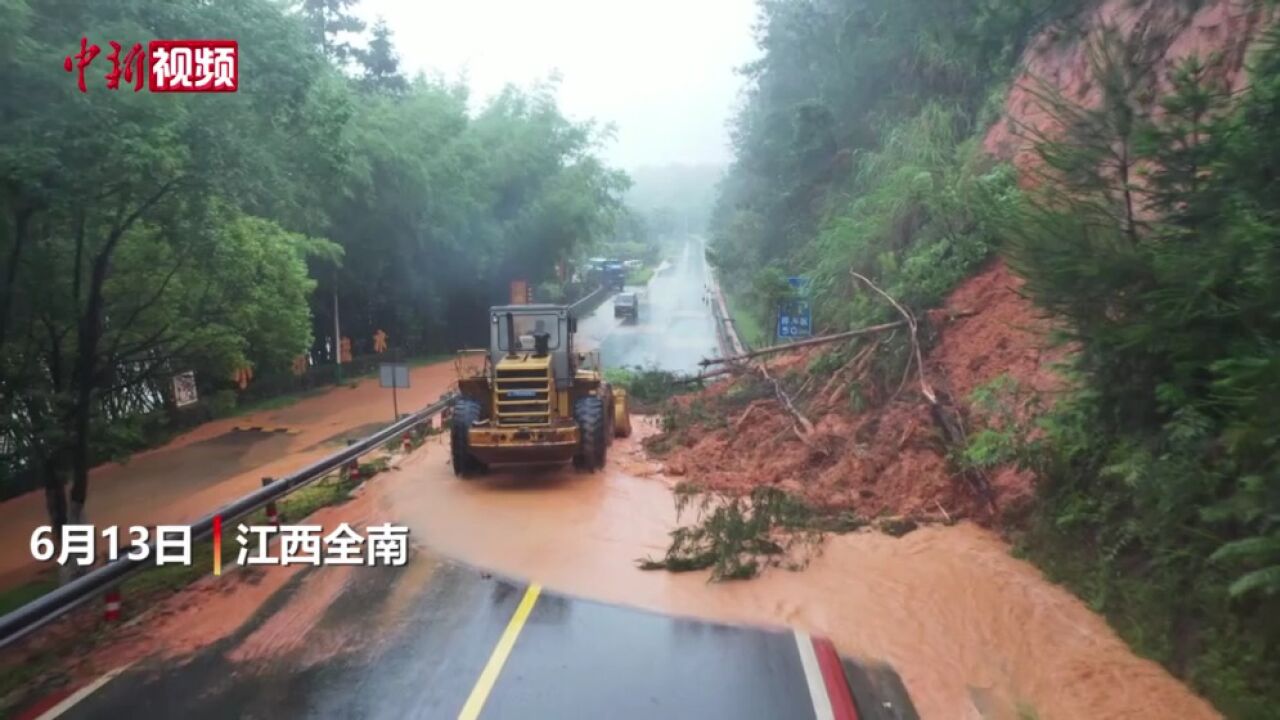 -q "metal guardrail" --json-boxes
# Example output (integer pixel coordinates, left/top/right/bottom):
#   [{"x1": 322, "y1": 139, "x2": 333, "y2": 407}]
[
  {"x1": 568, "y1": 284, "x2": 608, "y2": 316},
  {"x1": 707, "y1": 270, "x2": 747, "y2": 357},
  {"x1": 0, "y1": 393, "x2": 456, "y2": 649}
]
